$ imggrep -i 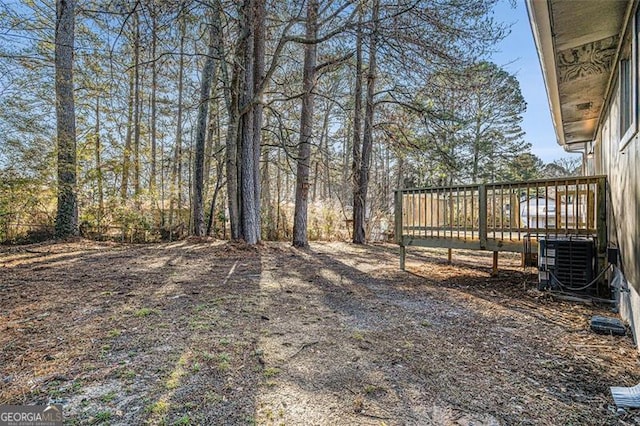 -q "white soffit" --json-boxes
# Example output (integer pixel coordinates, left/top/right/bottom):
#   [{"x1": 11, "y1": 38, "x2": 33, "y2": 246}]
[{"x1": 528, "y1": 0, "x2": 629, "y2": 147}]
